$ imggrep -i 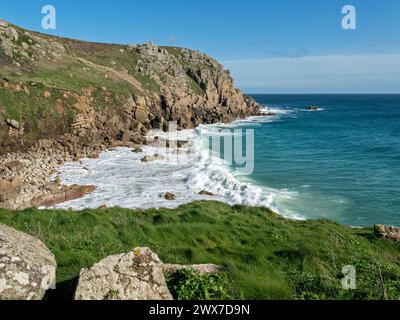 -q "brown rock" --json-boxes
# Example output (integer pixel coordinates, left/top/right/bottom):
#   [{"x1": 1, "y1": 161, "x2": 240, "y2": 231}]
[
  {"x1": 5, "y1": 160, "x2": 24, "y2": 171},
  {"x1": 0, "y1": 178, "x2": 10, "y2": 190},
  {"x1": 164, "y1": 192, "x2": 176, "y2": 201},
  {"x1": 374, "y1": 224, "x2": 400, "y2": 242},
  {"x1": 79, "y1": 185, "x2": 96, "y2": 194},
  {"x1": 374, "y1": 224, "x2": 387, "y2": 235},
  {"x1": 134, "y1": 106, "x2": 148, "y2": 123},
  {"x1": 45, "y1": 182, "x2": 61, "y2": 194},
  {"x1": 119, "y1": 131, "x2": 133, "y2": 142},
  {"x1": 32, "y1": 185, "x2": 96, "y2": 207},
  {"x1": 88, "y1": 151, "x2": 100, "y2": 159},
  {"x1": 10, "y1": 176, "x2": 22, "y2": 188},
  {"x1": 64, "y1": 188, "x2": 84, "y2": 202},
  {"x1": 32, "y1": 193, "x2": 66, "y2": 207},
  {"x1": 199, "y1": 190, "x2": 214, "y2": 196}
]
